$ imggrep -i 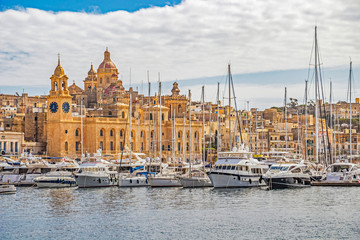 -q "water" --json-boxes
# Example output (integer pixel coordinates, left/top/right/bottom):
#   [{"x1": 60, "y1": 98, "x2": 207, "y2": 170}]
[{"x1": 1, "y1": 187, "x2": 360, "y2": 239}]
